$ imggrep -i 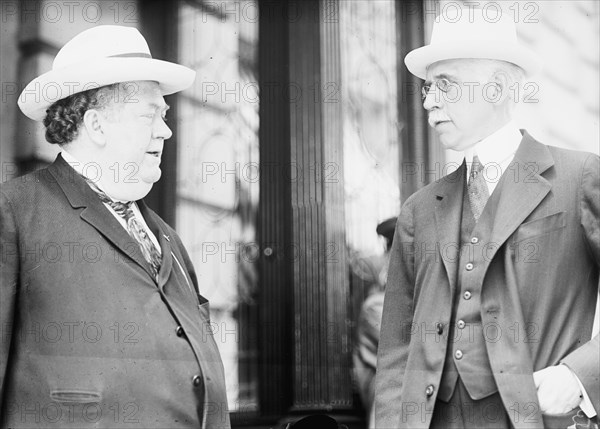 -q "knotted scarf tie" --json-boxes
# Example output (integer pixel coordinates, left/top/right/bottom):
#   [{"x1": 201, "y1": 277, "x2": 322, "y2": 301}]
[{"x1": 86, "y1": 180, "x2": 162, "y2": 278}]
